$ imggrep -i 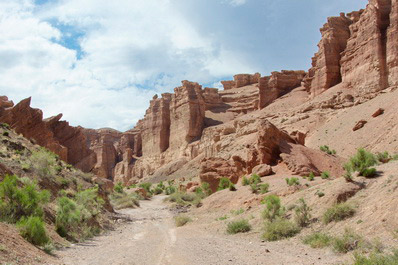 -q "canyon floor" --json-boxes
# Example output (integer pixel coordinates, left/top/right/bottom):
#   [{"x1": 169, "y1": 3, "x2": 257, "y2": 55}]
[{"x1": 58, "y1": 195, "x2": 350, "y2": 265}]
